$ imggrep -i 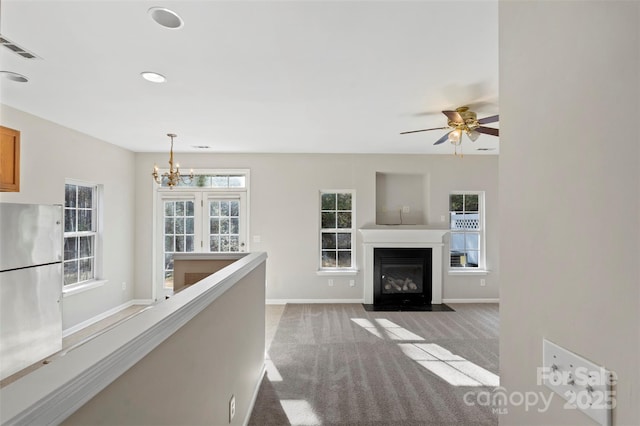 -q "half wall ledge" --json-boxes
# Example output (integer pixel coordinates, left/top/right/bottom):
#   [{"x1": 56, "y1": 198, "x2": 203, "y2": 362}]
[{"x1": 0, "y1": 251, "x2": 268, "y2": 426}]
